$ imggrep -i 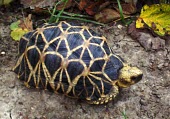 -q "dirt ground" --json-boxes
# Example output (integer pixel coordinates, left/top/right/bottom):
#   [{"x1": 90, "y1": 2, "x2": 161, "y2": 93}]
[{"x1": 0, "y1": 6, "x2": 170, "y2": 119}]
